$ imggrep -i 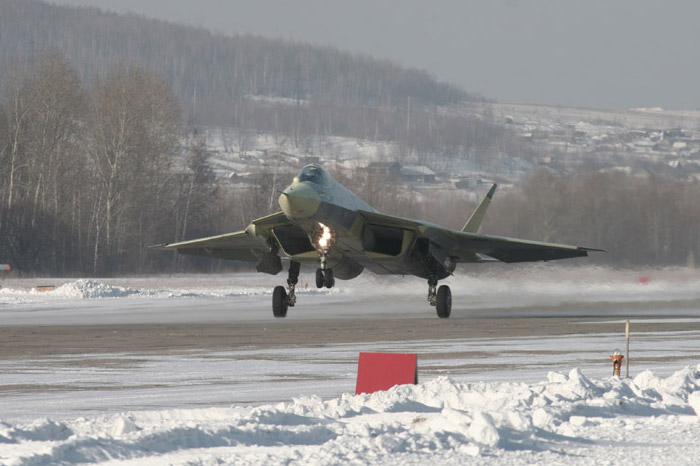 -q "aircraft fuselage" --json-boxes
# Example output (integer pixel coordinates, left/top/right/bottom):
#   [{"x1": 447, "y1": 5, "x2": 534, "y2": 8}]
[
  {"x1": 278, "y1": 165, "x2": 430, "y2": 280},
  {"x1": 155, "y1": 163, "x2": 601, "y2": 318}
]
